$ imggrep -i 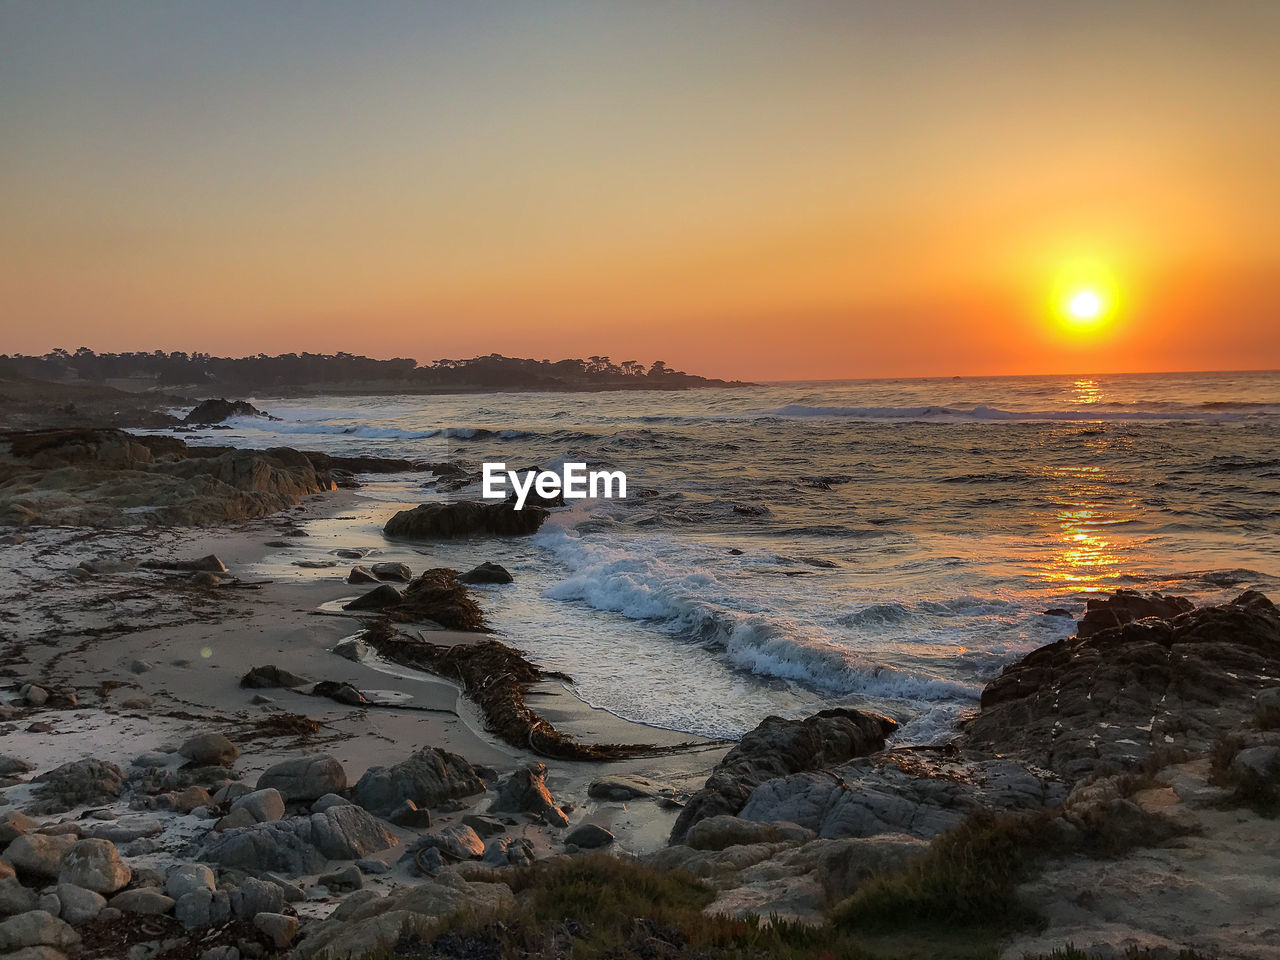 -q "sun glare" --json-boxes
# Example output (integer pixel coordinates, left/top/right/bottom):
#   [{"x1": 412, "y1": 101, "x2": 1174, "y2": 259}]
[{"x1": 1067, "y1": 289, "x2": 1103, "y2": 320}]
